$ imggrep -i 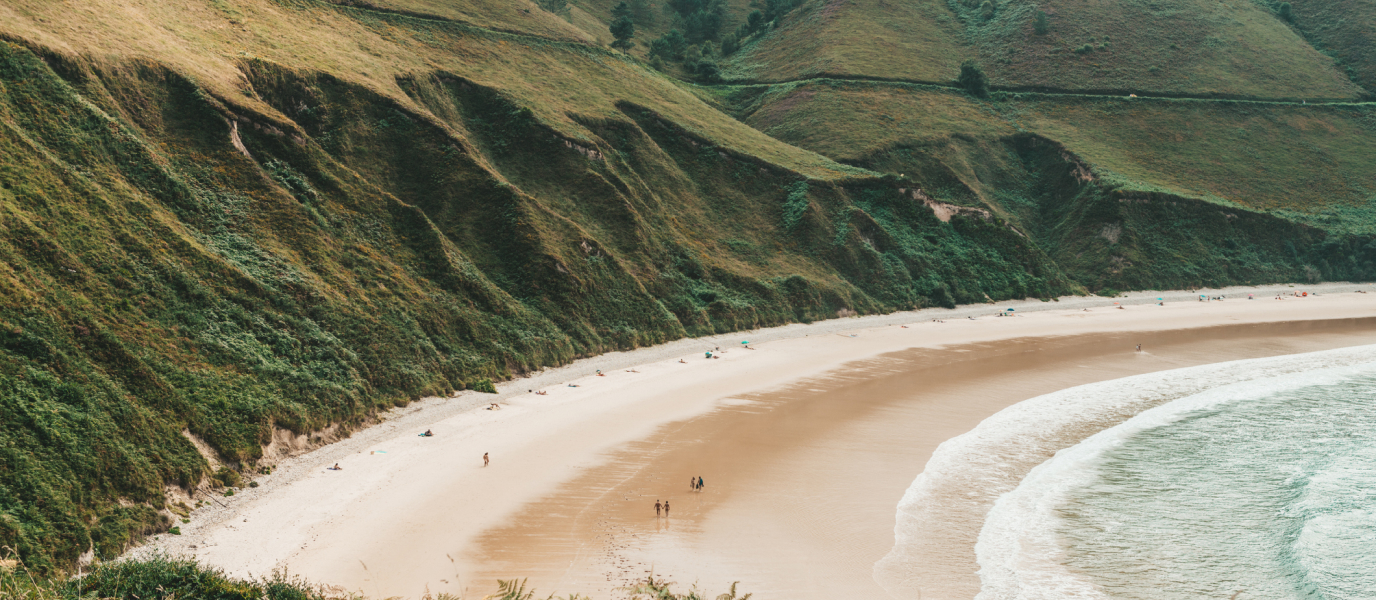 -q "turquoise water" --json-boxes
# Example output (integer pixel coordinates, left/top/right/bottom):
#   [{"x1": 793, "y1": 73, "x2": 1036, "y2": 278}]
[
  {"x1": 971, "y1": 350, "x2": 1376, "y2": 600},
  {"x1": 1057, "y1": 370, "x2": 1376, "y2": 599}
]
